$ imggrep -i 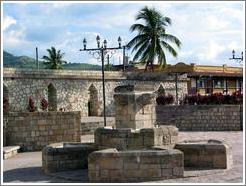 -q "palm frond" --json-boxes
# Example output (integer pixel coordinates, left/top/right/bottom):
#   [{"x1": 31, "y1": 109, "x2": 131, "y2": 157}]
[
  {"x1": 126, "y1": 34, "x2": 148, "y2": 49},
  {"x1": 132, "y1": 41, "x2": 150, "y2": 61},
  {"x1": 160, "y1": 41, "x2": 178, "y2": 57},
  {"x1": 160, "y1": 33, "x2": 181, "y2": 48}
]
